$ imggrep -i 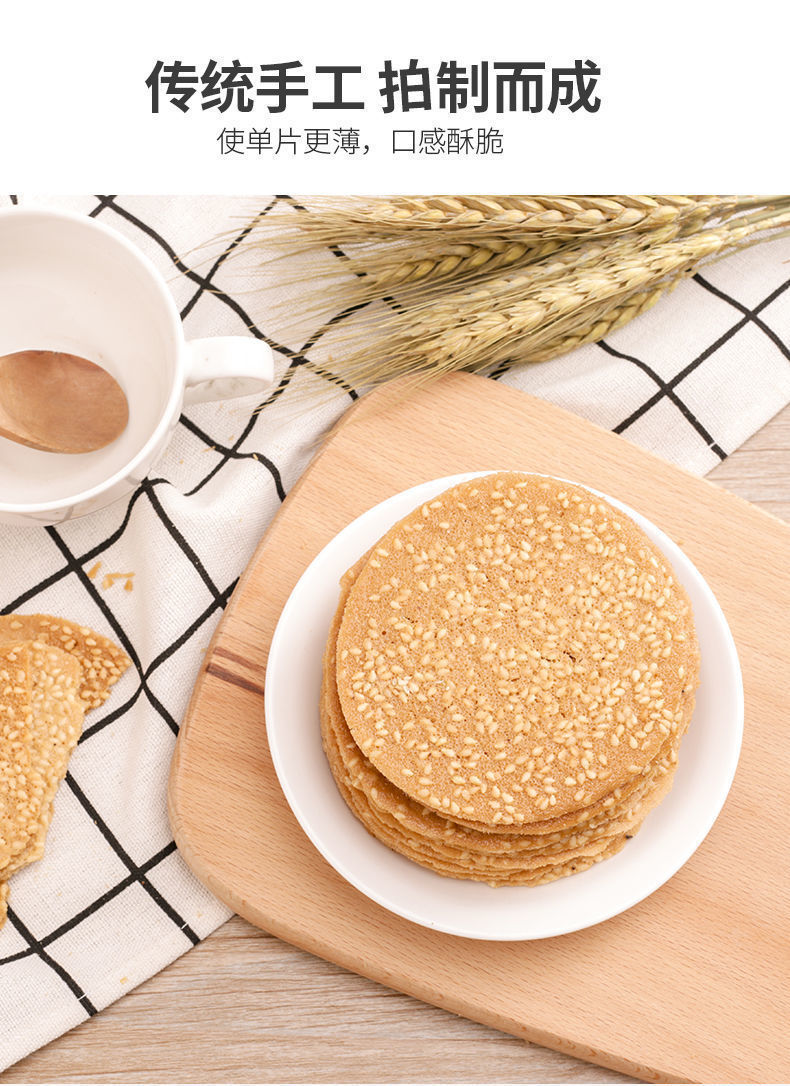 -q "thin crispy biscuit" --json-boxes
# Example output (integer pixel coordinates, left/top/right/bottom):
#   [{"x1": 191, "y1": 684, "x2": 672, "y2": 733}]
[
  {"x1": 325, "y1": 676, "x2": 675, "y2": 882},
  {"x1": 337, "y1": 758, "x2": 629, "y2": 886},
  {"x1": 0, "y1": 614, "x2": 130, "y2": 709},
  {"x1": 321, "y1": 476, "x2": 696, "y2": 885},
  {"x1": 329, "y1": 560, "x2": 684, "y2": 838},
  {"x1": 327, "y1": 636, "x2": 682, "y2": 852},
  {"x1": 339, "y1": 716, "x2": 677, "y2": 876},
  {"x1": 0, "y1": 642, "x2": 39, "y2": 871},
  {"x1": 324, "y1": 696, "x2": 630, "y2": 876},
  {"x1": 331, "y1": 558, "x2": 687, "y2": 840},
  {"x1": 0, "y1": 642, "x2": 84, "y2": 882},
  {"x1": 336, "y1": 473, "x2": 699, "y2": 825},
  {"x1": 324, "y1": 658, "x2": 679, "y2": 872},
  {"x1": 0, "y1": 628, "x2": 115, "y2": 929},
  {"x1": 330, "y1": 560, "x2": 691, "y2": 838},
  {"x1": 322, "y1": 572, "x2": 683, "y2": 881}
]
